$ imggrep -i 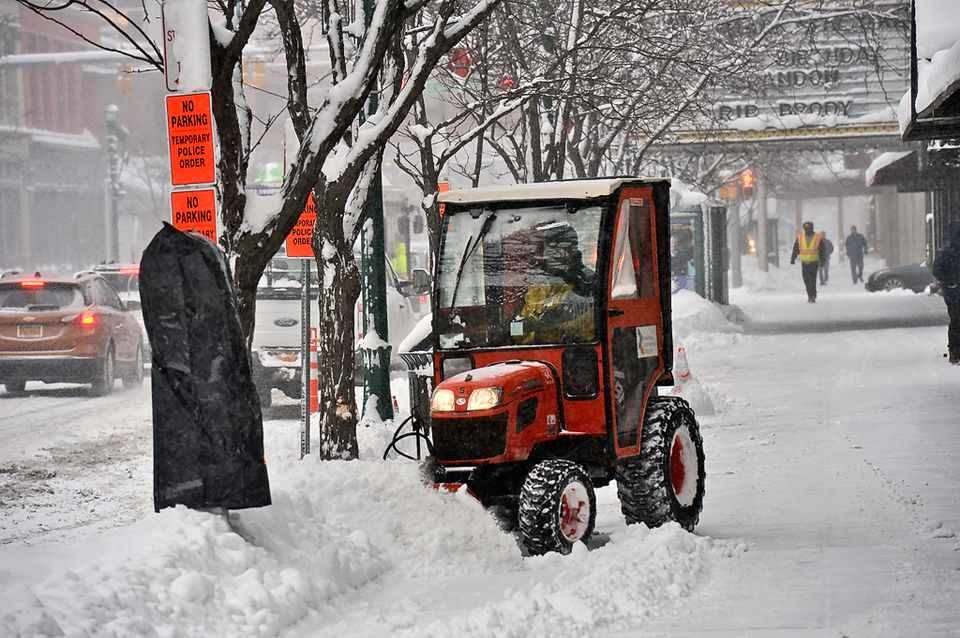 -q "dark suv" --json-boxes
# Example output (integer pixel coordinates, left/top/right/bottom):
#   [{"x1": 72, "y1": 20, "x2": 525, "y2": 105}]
[{"x1": 0, "y1": 272, "x2": 144, "y2": 395}]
